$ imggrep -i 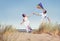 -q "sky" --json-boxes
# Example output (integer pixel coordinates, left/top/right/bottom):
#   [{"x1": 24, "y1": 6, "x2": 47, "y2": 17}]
[{"x1": 0, "y1": 0, "x2": 60, "y2": 29}]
